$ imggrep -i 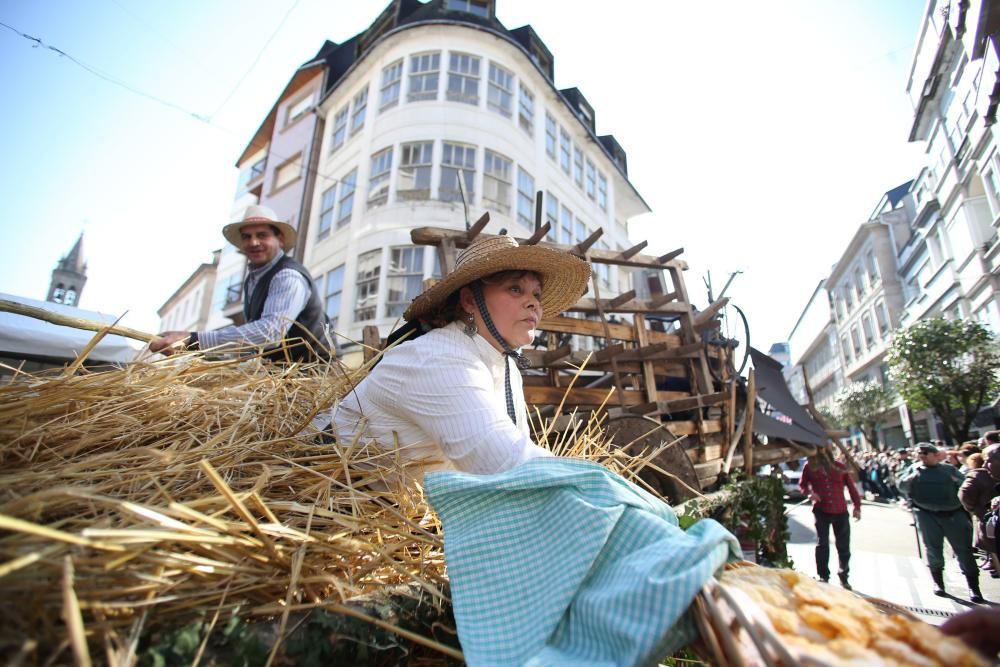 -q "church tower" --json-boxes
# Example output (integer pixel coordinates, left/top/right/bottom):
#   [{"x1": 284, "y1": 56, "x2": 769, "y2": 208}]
[{"x1": 47, "y1": 233, "x2": 87, "y2": 307}]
